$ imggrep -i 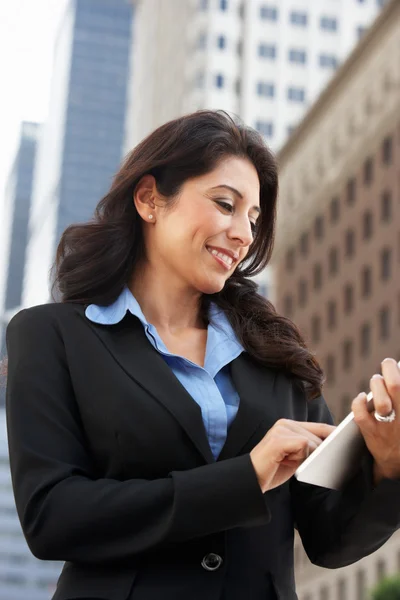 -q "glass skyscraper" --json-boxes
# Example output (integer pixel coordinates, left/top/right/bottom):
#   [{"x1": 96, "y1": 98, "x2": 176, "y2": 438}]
[
  {"x1": 56, "y1": 0, "x2": 133, "y2": 238},
  {"x1": 23, "y1": 0, "x2": 133, "y2": 306}
]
